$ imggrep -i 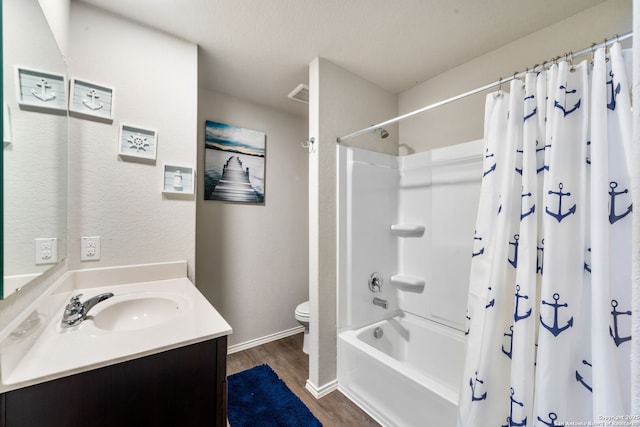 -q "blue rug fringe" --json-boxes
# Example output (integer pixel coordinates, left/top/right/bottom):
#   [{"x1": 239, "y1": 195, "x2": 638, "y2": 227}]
[{"x1": 228, "y1": 364, "x2": 323, "y2": 427}]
